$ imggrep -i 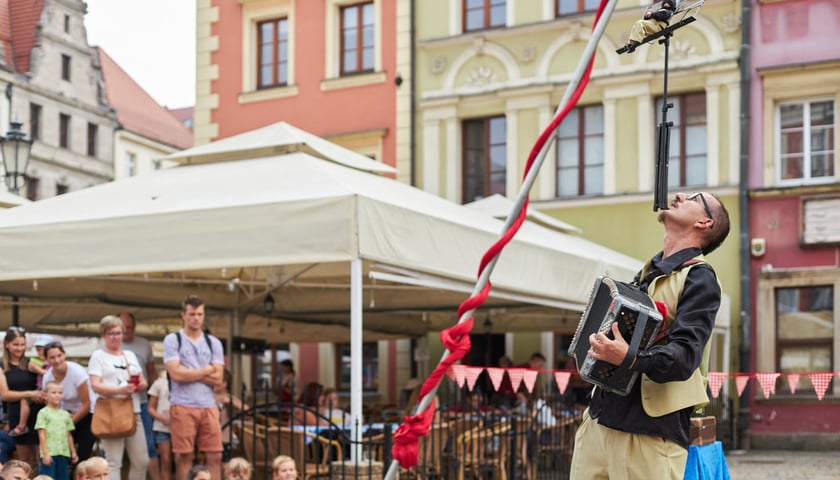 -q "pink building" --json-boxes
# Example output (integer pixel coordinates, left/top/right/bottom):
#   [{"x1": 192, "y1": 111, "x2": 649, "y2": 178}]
[{"x1": 747, "y1": 0, "x2": 840, "y2": 449}]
